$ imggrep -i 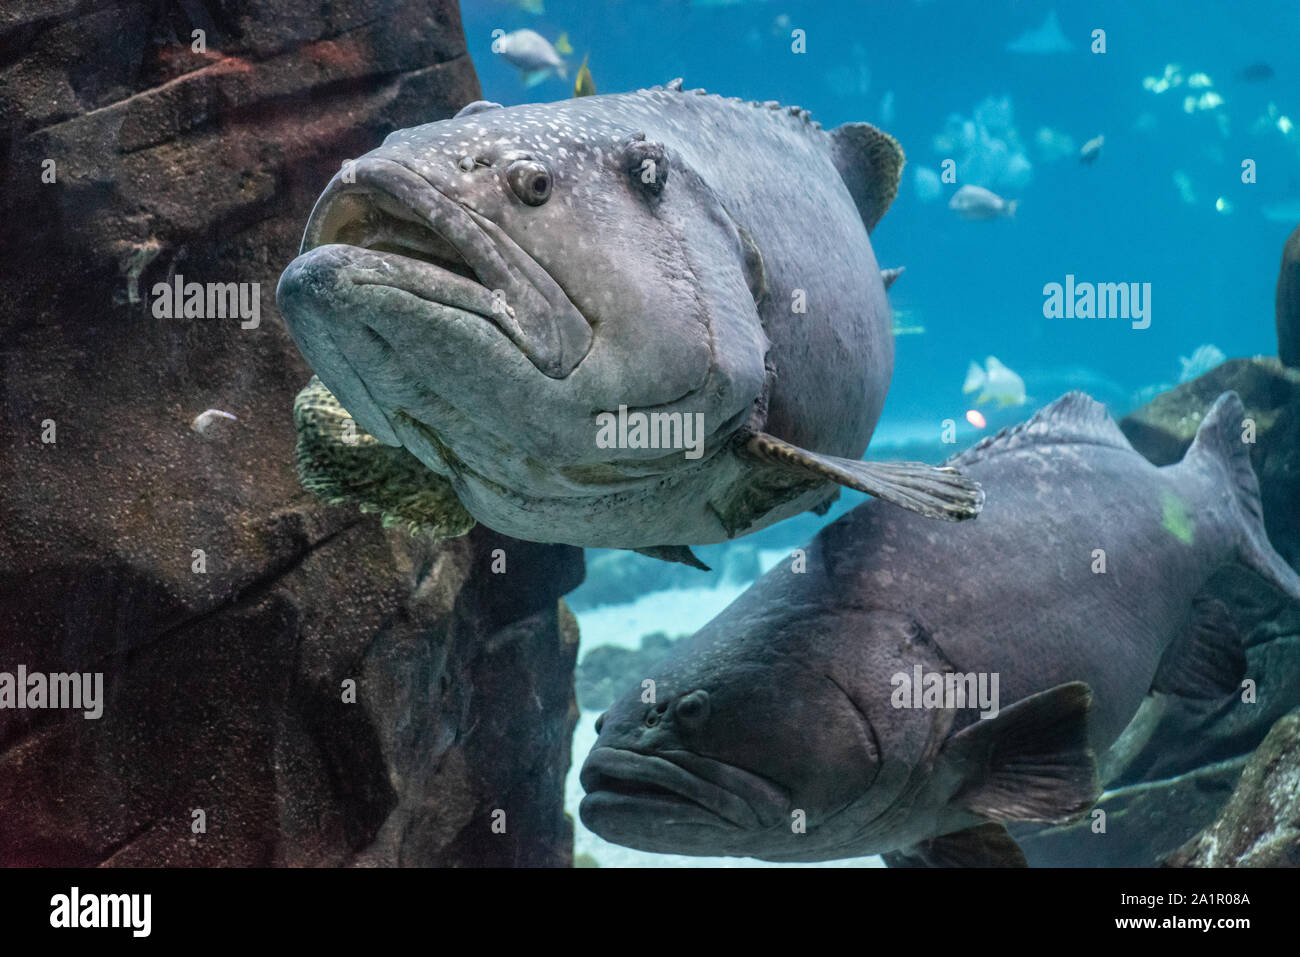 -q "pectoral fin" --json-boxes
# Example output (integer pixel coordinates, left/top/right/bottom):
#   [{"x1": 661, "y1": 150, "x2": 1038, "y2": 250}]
[
  {"x1": 633, "y1": 545, "x2": 711, "y2": 571},
  {"x1": 942, "y1": 681, "x2": 1100, "y2": 823},
  {"x1": 1151, "y1": 596, "x2": 1246, "y2": 698},
  {"x1": 745, "y1": 432, "x2": 984, "y2": 522},
  {"x1": 882, "y1": 822, "x2": 1027, "y2": 868},
  {"x1": 293, "y1": 376, "x2": 476, "y2": 539}
]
